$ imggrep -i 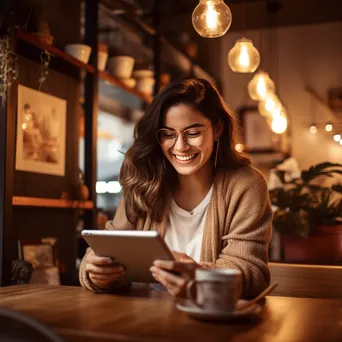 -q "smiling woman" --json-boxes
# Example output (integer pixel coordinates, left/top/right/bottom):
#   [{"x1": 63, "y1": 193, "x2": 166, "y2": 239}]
[{"x1": 80, "y1": 77, "x2": 273, "y2": 299}]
